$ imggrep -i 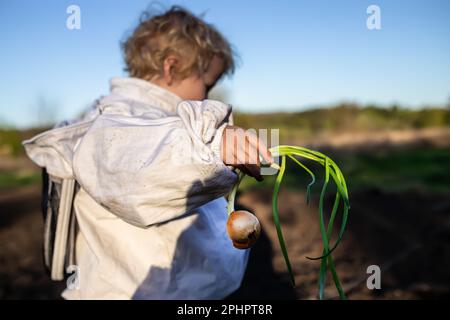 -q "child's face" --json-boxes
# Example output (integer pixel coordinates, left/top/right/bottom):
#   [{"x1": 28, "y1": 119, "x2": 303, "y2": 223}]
[{"x1": 152, "y1": 55, "x2": 225, "y2": 101}]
